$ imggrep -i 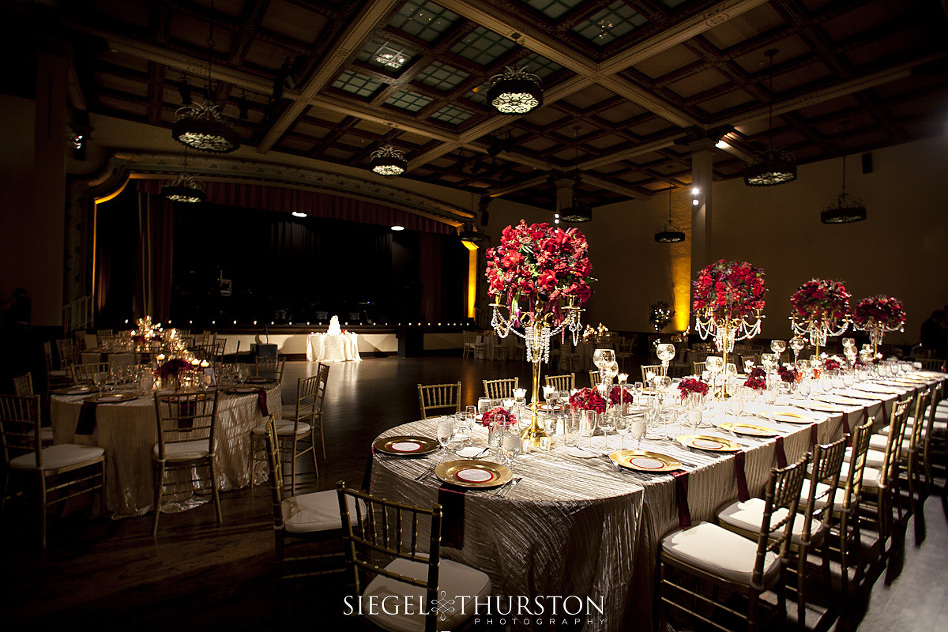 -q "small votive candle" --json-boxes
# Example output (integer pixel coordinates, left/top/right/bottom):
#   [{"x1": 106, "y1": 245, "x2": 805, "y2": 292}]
[{"x1": 618, "y1": 373, "x2": 628, "y2": 385}]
